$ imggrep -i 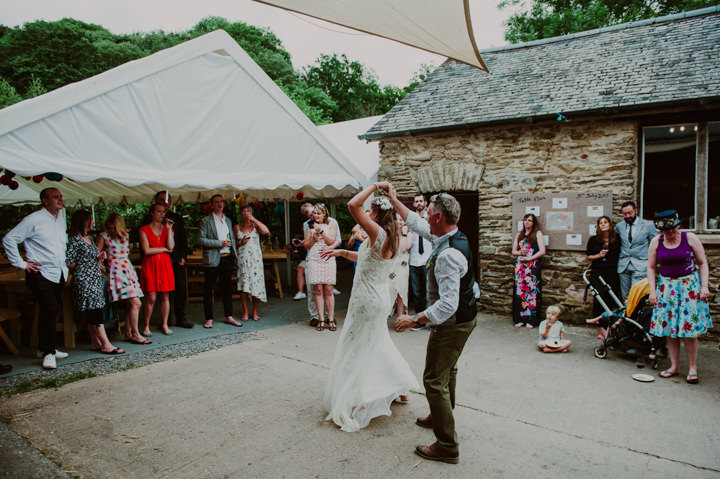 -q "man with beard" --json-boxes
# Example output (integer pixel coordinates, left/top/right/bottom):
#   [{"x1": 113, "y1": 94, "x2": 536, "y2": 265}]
[{"x1": 616, "y1": 201, "x2": 656, "y2": 300}]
